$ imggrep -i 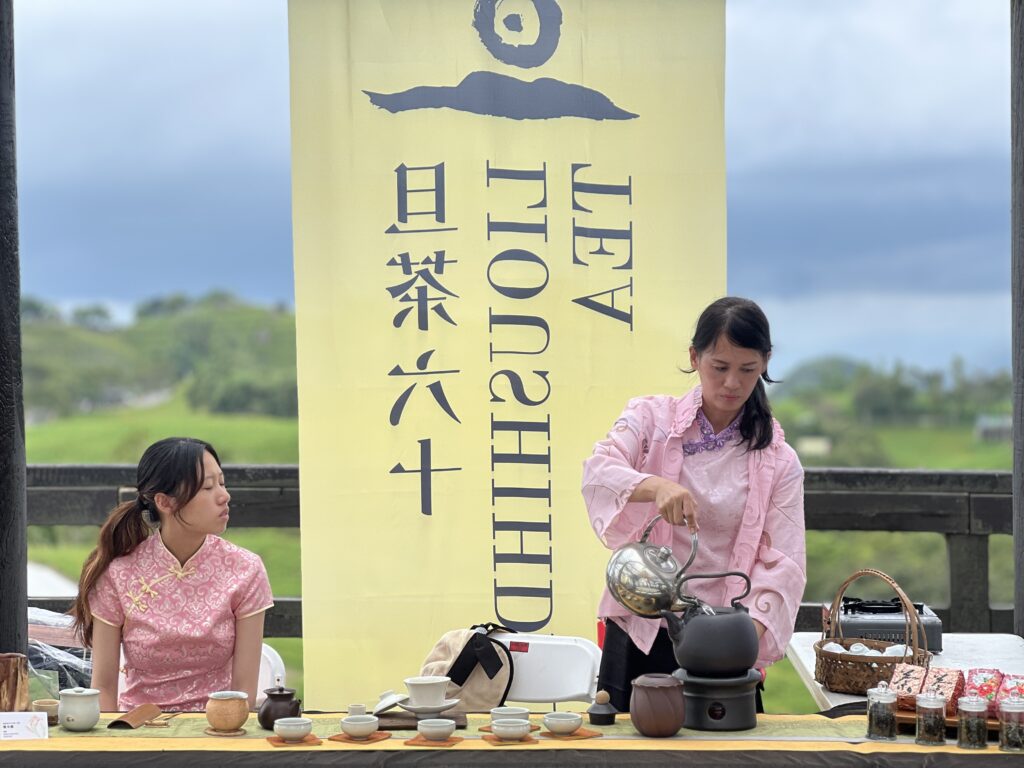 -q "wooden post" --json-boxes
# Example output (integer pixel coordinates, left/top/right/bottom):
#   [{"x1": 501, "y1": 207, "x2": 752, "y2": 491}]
[
  {"x1": 0, "y1": 0, "x2": 27, "y2": 654},
  {"x1": 1013, "y1": 0, "x2": 1024, "y2": 638},
  {"x1": 0, "y1": 653, "x2": 29, "y2": 711}
]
